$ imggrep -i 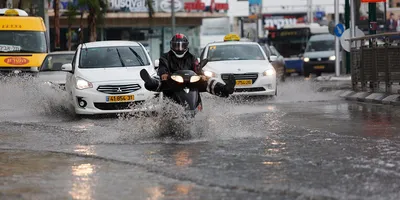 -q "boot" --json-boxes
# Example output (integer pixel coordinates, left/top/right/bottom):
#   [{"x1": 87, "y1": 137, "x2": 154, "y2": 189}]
[
  {"x1": 140, "y1": 69, "x2": 161, "y2": 92},
  {"x1": 206, "y1": 74, "x2": 236, "y2": 97}
]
